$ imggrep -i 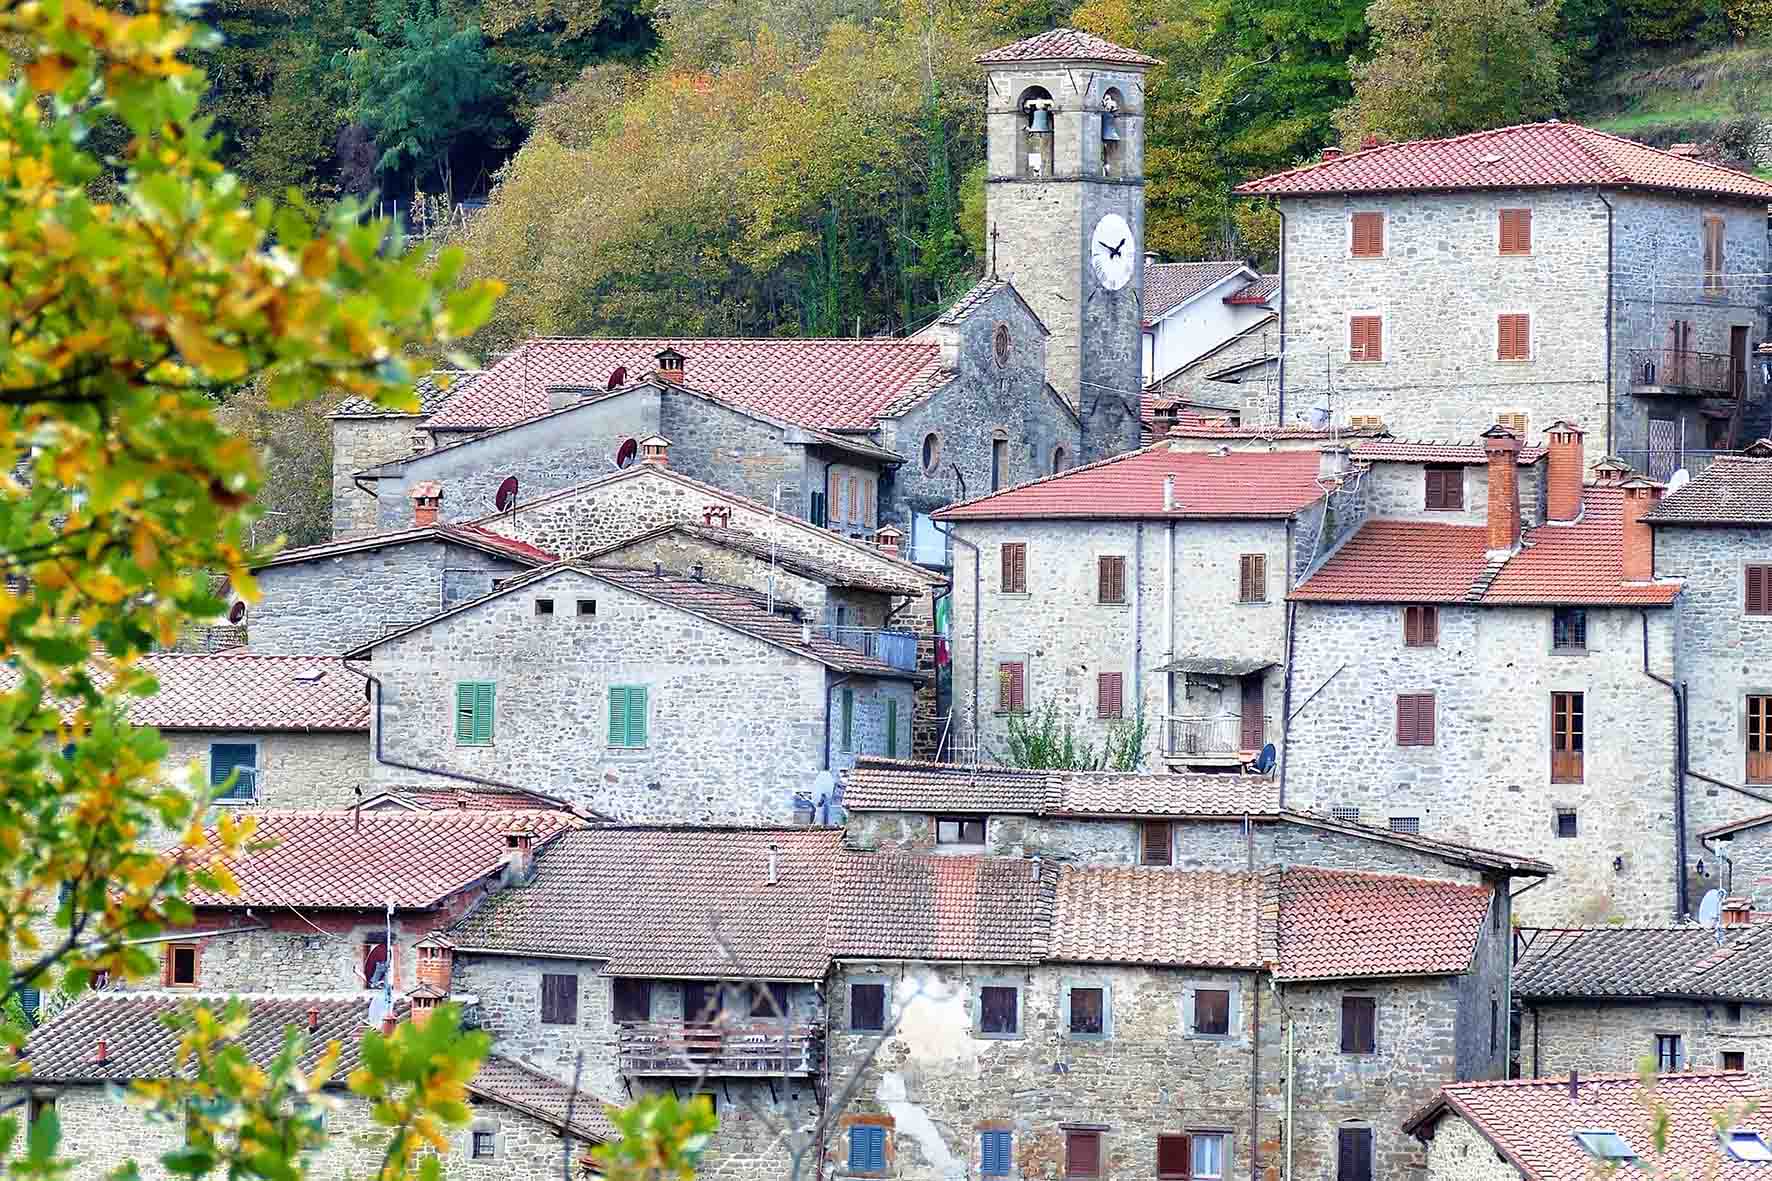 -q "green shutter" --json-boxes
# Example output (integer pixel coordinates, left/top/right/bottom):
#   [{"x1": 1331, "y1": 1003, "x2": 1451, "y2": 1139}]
[
  {"x1": 608, "y1": 687, "x2": 627, "y2": 746},
  {"x1": 455, "y1": 683, "x2": 475, "y2": 743},
  {"x1": 626, "y1": 686, "x2": 647, "y2": 747},
  {"x1": 886, "y1": 699, "x2": 898, "y2": 758},
  {"x1": 474, "y1": 683, "x2": 494, "y2": 743},
  {"x1": 609, "y1": 686, "x2": 648, "y2": 748},
  {"x1": 842, "y1": 689, "x2": 854, "y2": 753},
  {"x1": 457, "y1": 682, "x2": 494, "y2": 745}
]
